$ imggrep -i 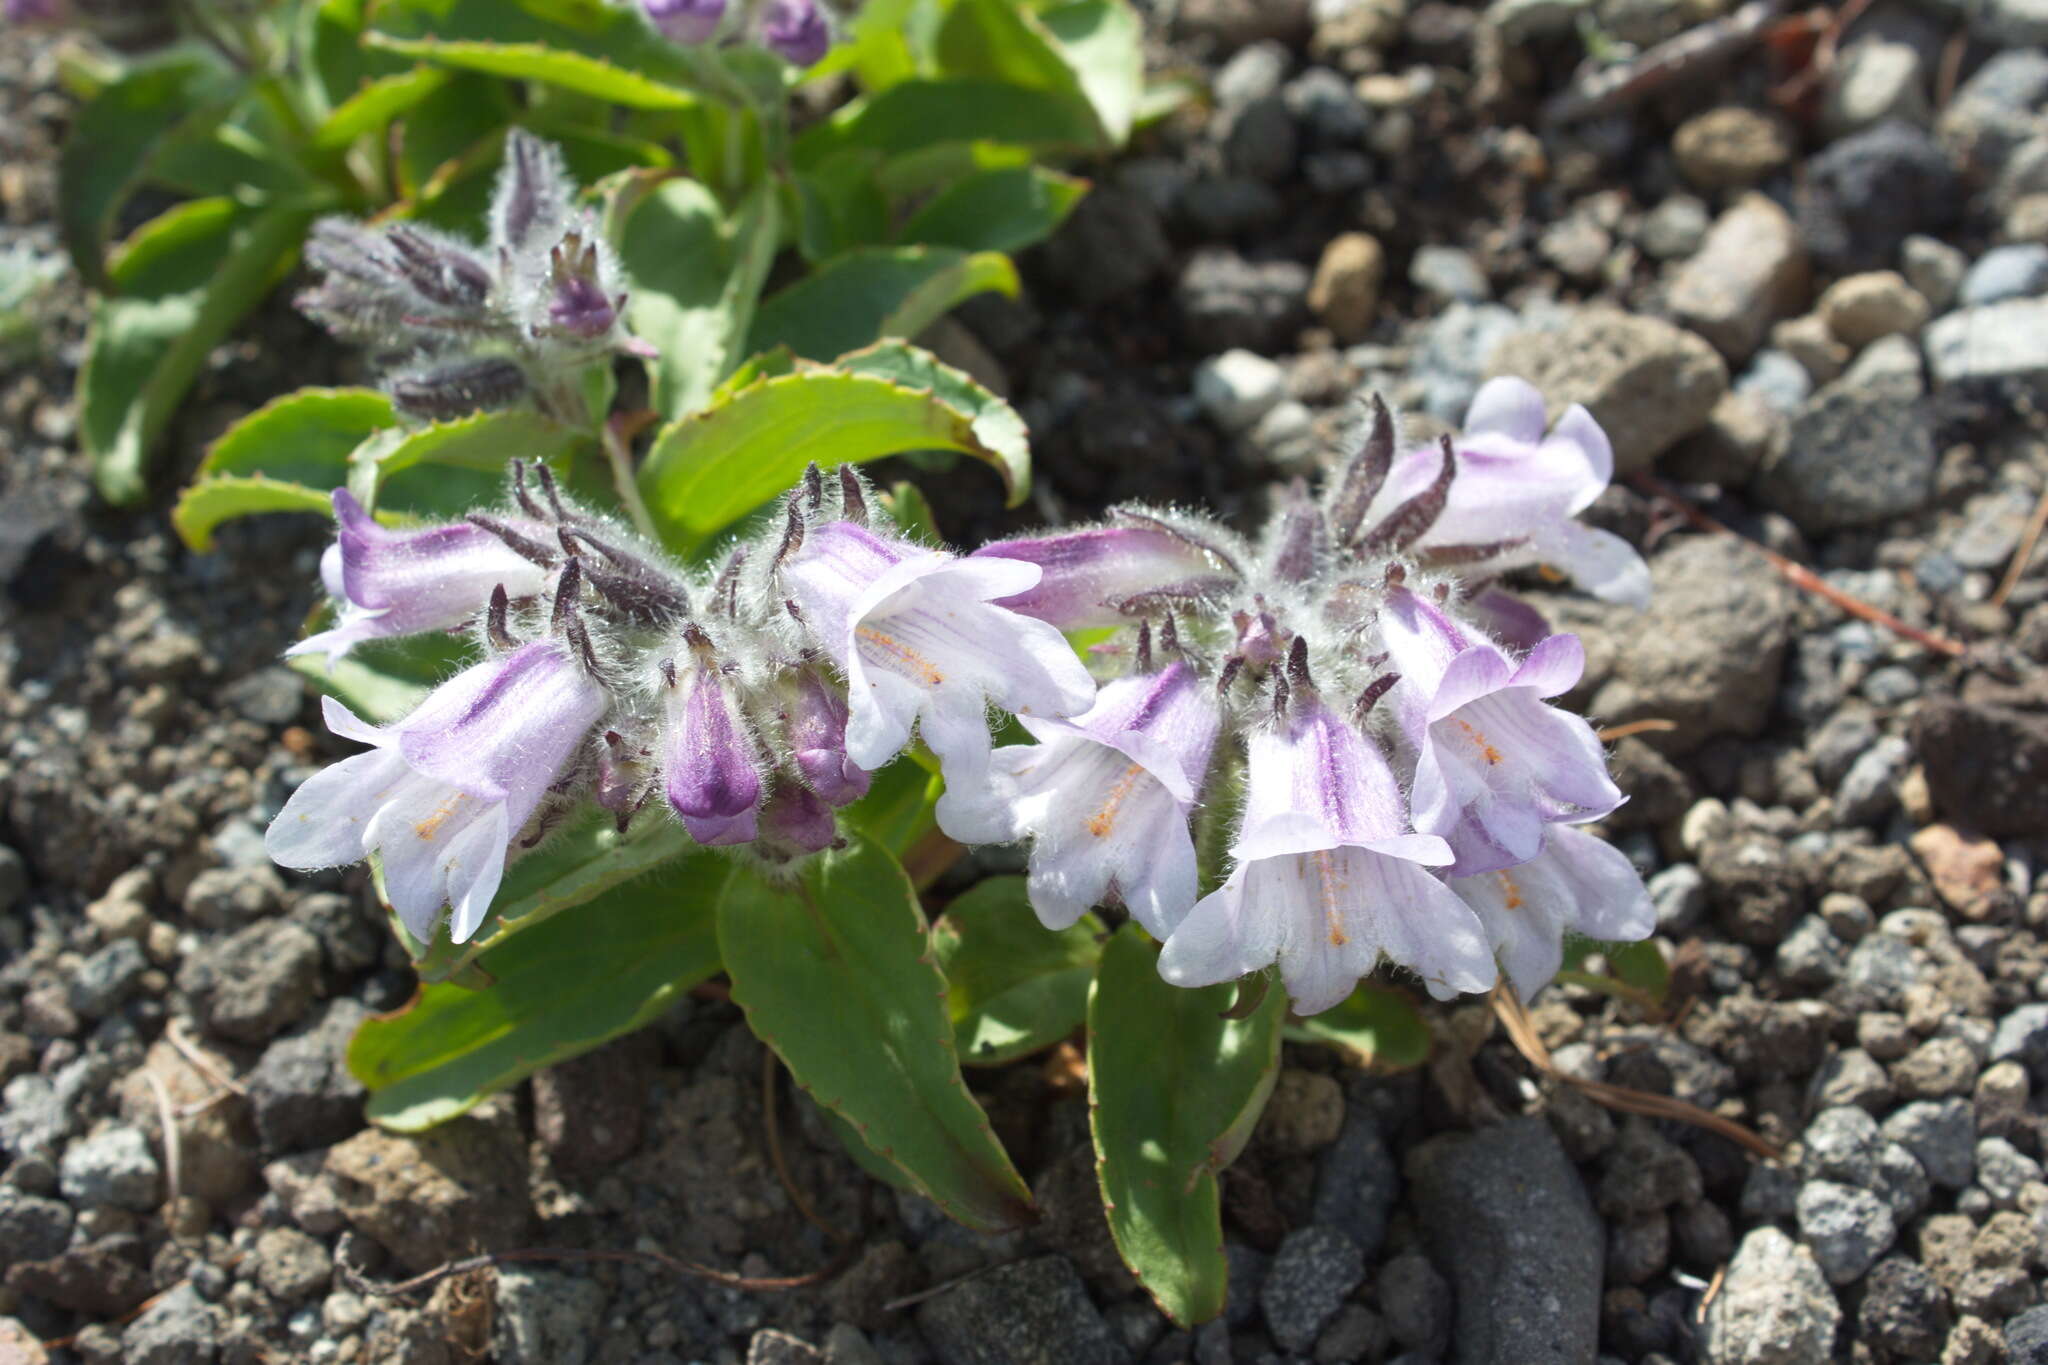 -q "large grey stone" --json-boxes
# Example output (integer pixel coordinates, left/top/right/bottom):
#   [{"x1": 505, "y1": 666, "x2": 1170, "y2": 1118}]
[
  {"x1": 1926, "y1": 299, "x2": 2048, "y2": 392},
  {"x1": 916, "y1": 1257, "x2": 1127, "y2": 1365},
  {"x1": 1752, "y1": 382, "x2": 1936, "y2": 534},
  {"x1": 1700, "y1": 1227, "x2": 1840, "y2": 1364},
  {"x1": 1410, "y1": 1116, "x2": 1602, "y2": 1365},
  {"x1": 493, "y1": 1267, "x2": 608, "y2": 1365},
  {"x1": 1667, "y1": 194, "x2": 1808, "y2": 361}
]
